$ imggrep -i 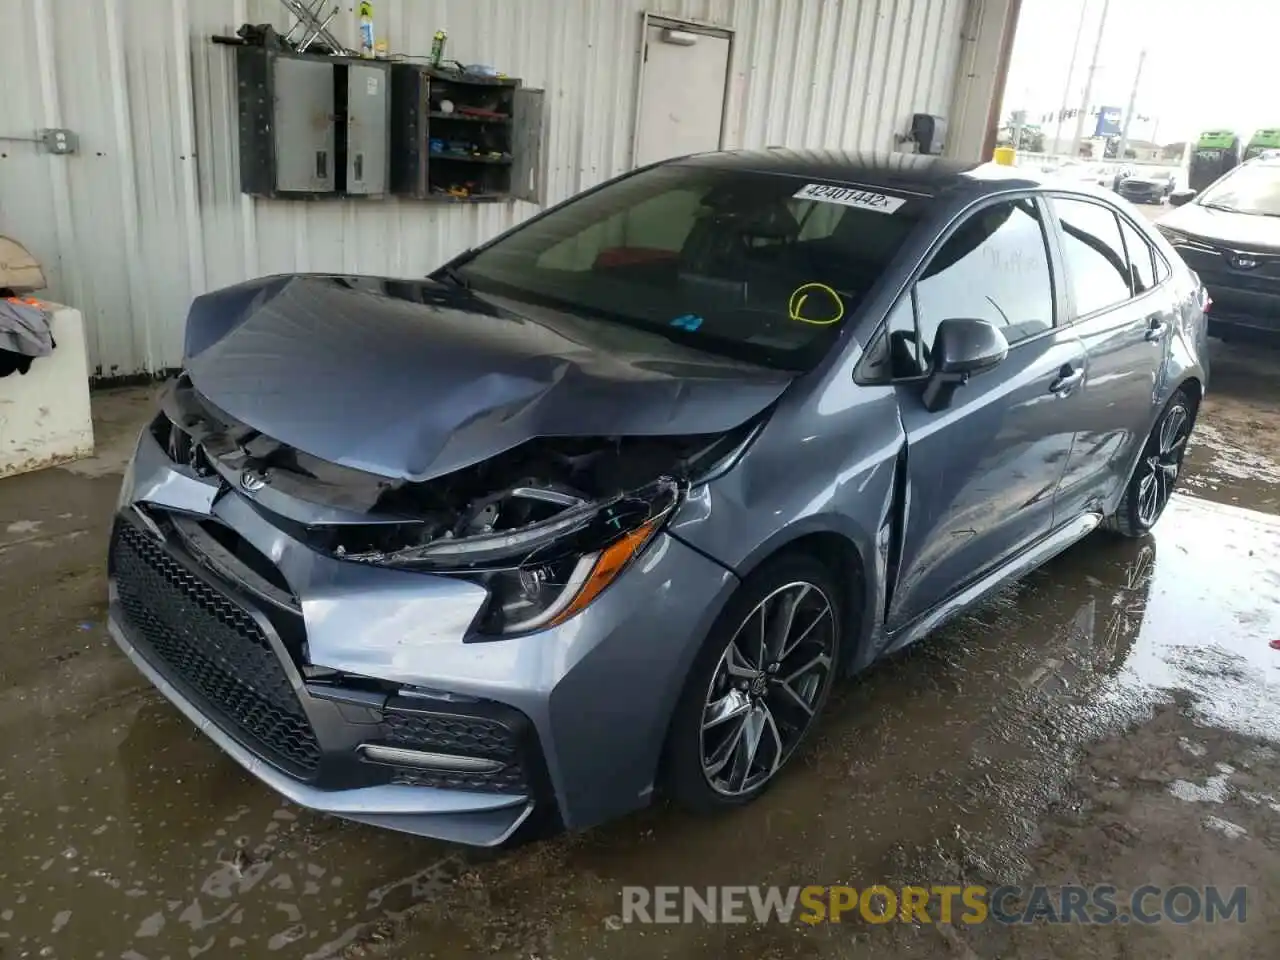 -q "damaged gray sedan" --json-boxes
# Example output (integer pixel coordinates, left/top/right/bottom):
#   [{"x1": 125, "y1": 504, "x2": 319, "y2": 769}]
[{"x1": 109, "y1": 151, "x2": 1207, "y2": 845}]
